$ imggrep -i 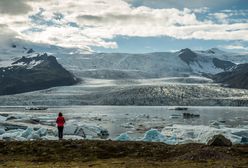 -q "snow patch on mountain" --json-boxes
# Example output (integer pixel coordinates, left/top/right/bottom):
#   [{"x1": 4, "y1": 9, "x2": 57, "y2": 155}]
[{"x1": 12, "y1": 59, "x2": 43, "y2": 69}]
